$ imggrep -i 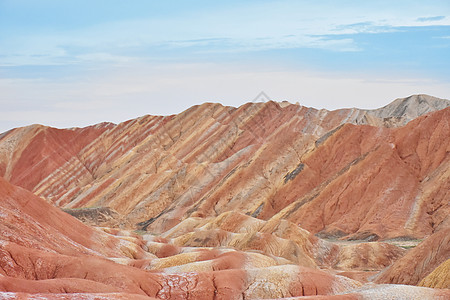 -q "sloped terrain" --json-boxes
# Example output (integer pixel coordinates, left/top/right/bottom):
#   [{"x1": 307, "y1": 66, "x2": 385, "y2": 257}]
[
  {"x1": 0, "y1": 178, "x2": 363, "y2": 298},
  {"x1": 364, "y1": 94, "x2": 450, "y2": 126},
  {"x1": 419, "y1": 259, "x2": 450, "y2": 289},
  {"x1": 0, "y1": 94, "x2": 449, "y2": 299},
  {"x1": 375, "y1": 228, "x2": 450, "y2": 286},
  {"x1": 1, "y1": 177, "x2": 448, "y2": 299},
  {"x1": 0, "y1": 95, "x2": 448, "y2": 240}
]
